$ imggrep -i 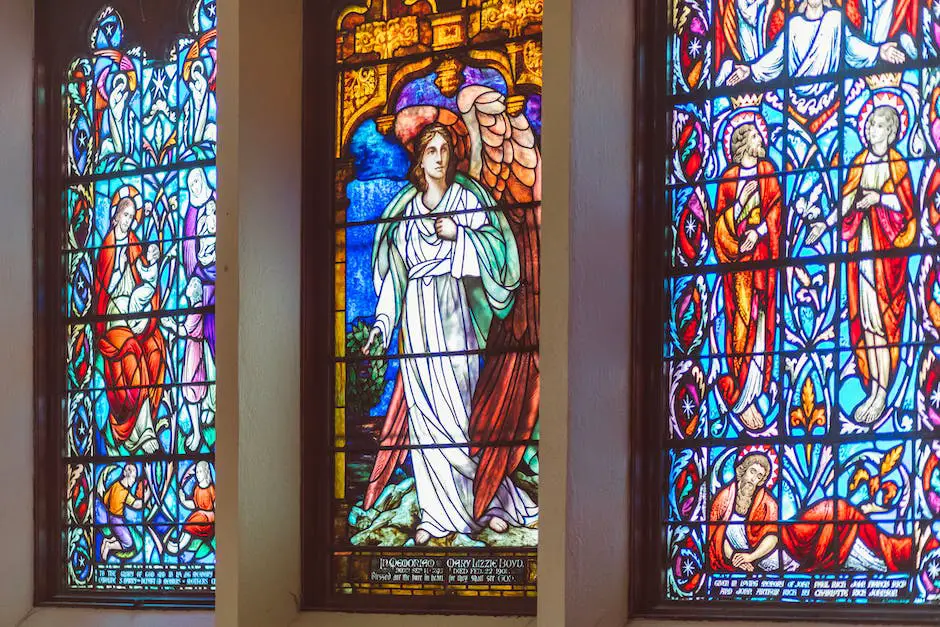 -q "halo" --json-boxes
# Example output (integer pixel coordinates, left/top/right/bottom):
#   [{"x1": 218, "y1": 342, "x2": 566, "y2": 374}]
[
  {"x1": 722, "y1": 109, "x2": 769, "y2": 163},
  {"x1": 111, "y1": 185, "x2": 143, "y2": 210},
  {"x1": 858, "y1": 90, "x2": 909, "y2": 146},
  {"x1": 393, "y1": 106, "x2": 461, "y2": 153},
  {"x1": 737, "y1": 445, "x2": 779, "y2": 488},
  {"x1": 110, "y1": 185, "x2": 145, "y2": 225}
]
